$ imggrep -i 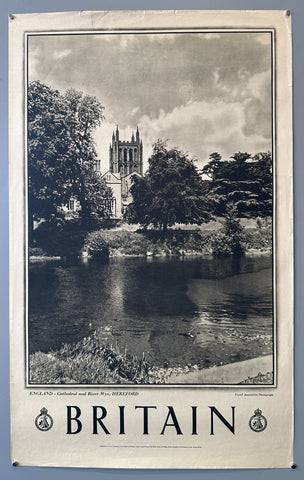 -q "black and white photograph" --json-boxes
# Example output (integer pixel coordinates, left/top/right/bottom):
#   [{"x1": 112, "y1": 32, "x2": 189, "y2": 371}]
[{"x1": 26, "y1": 28, "x2": 275, "y2": 386}]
